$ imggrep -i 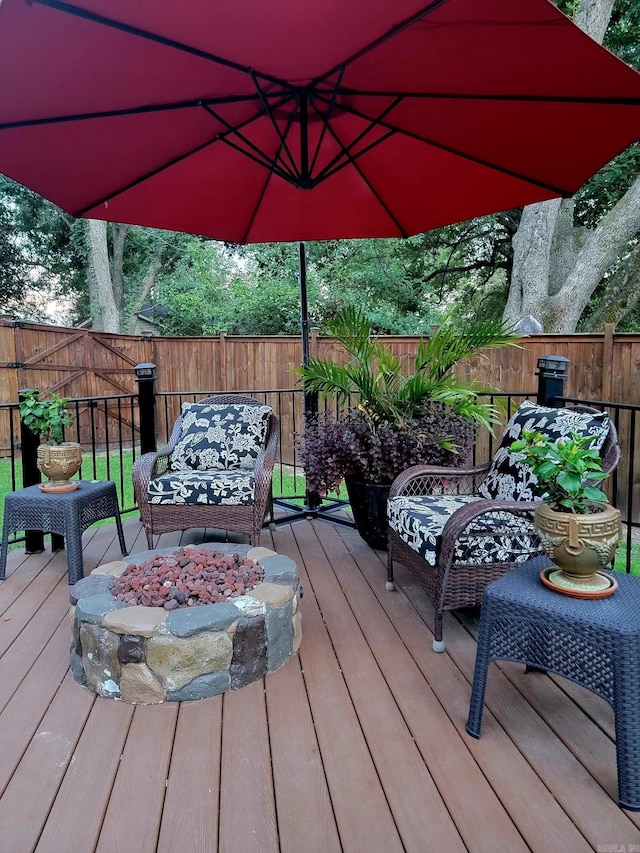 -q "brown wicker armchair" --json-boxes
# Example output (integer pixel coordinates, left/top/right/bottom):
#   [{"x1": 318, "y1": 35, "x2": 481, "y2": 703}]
[
  {"x1": 133, "y1": 395, "x2": 279, "y2": 548},
  {"x1": 387, "y1": 402, "x2": 620, "y2": 652}
]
